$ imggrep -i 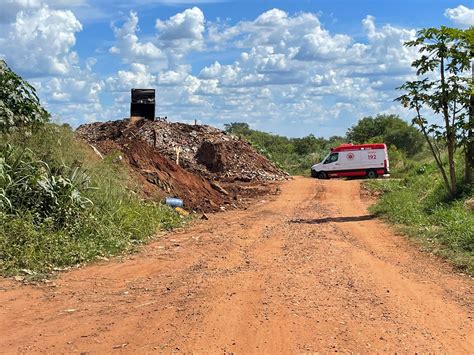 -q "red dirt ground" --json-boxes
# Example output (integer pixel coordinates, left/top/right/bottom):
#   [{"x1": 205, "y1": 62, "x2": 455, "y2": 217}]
[{"x1": 0, "y1": 178, "x2": 472, "y2": 353}]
